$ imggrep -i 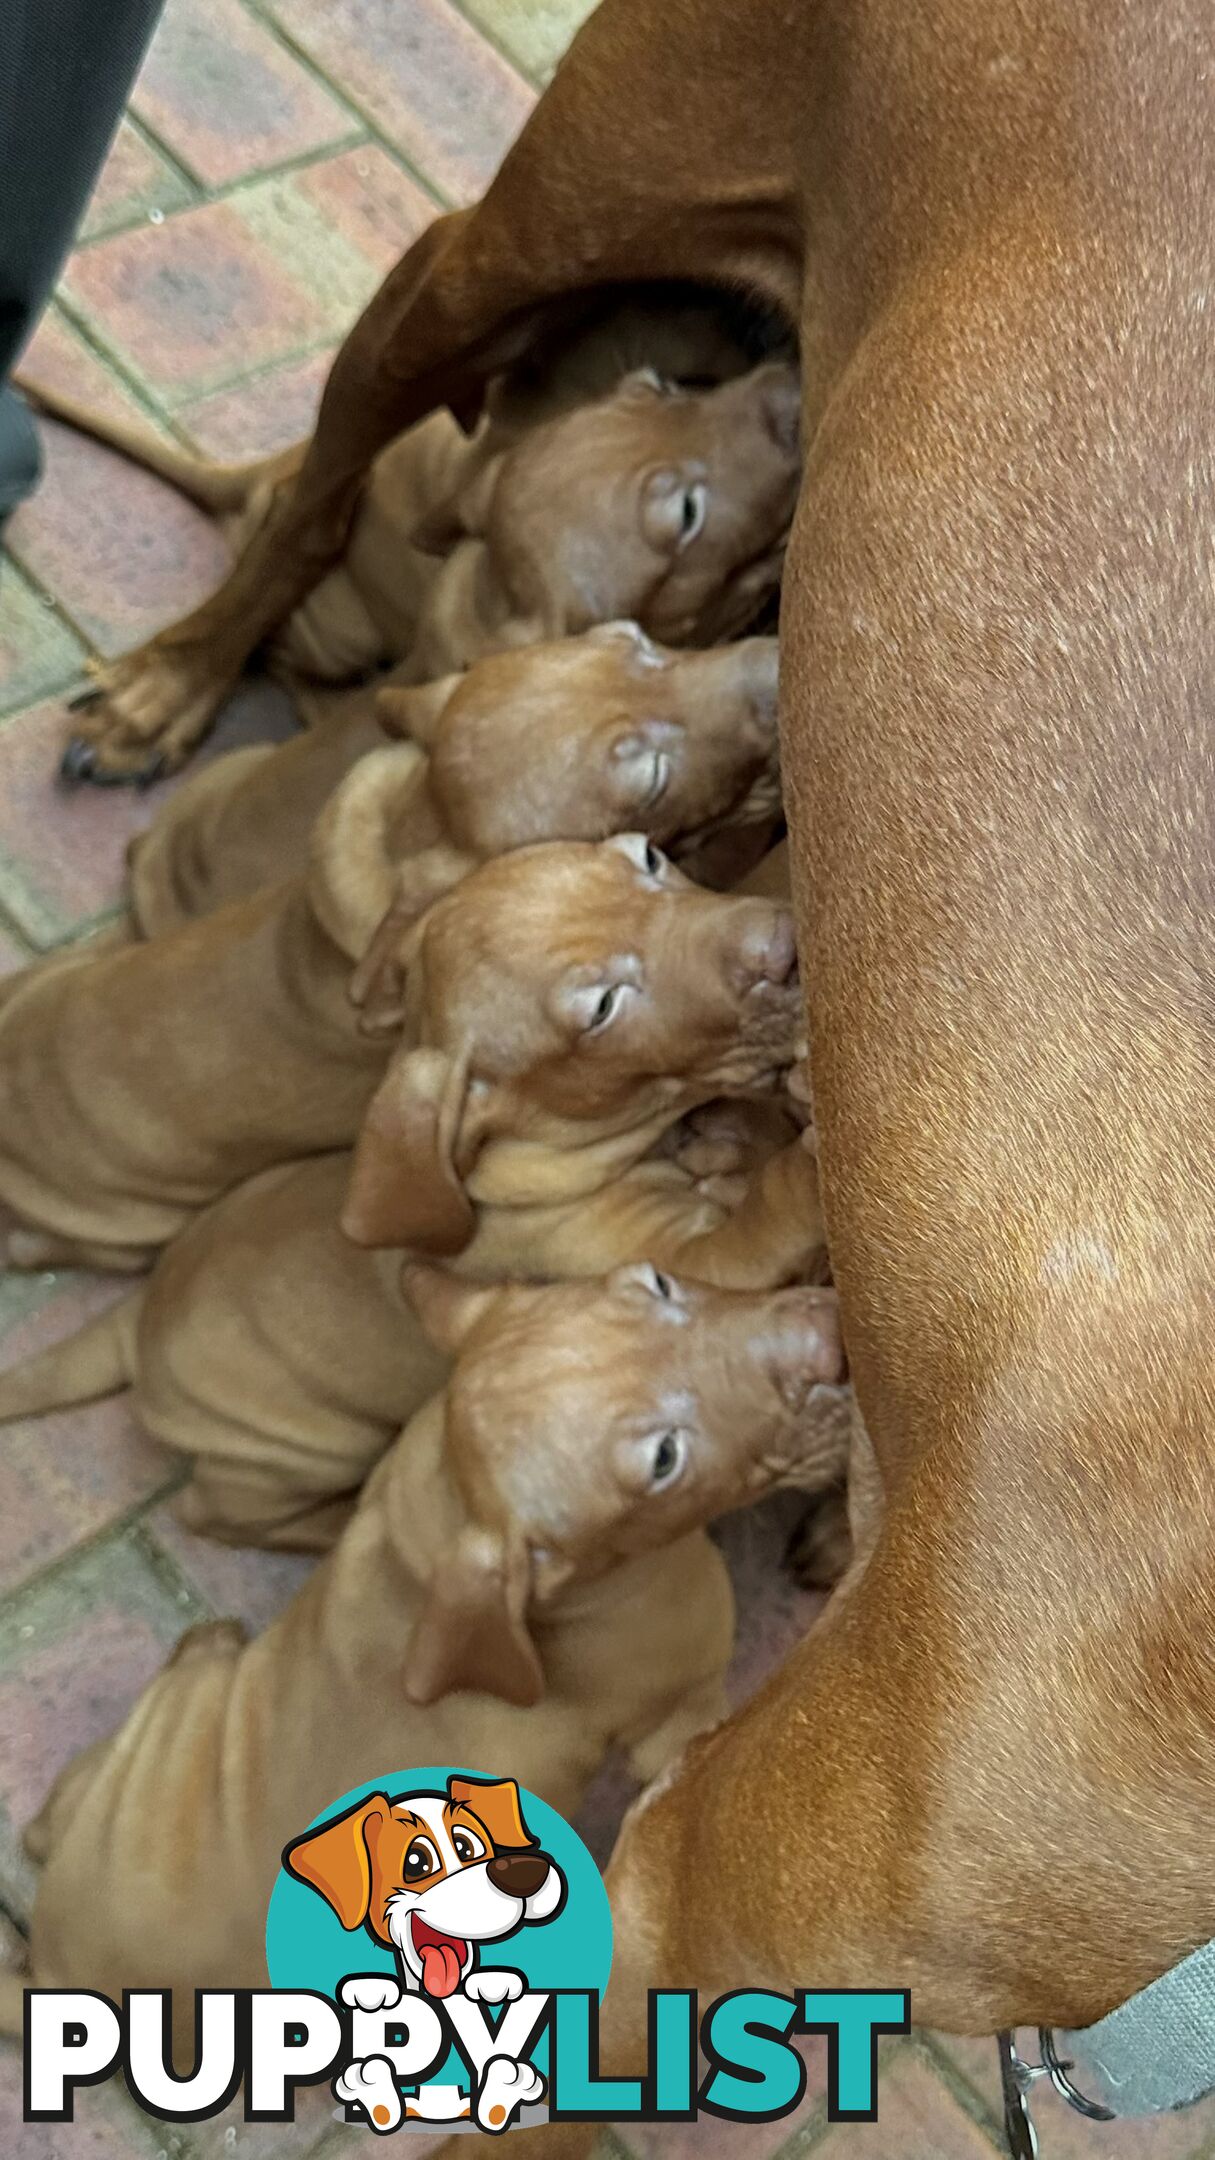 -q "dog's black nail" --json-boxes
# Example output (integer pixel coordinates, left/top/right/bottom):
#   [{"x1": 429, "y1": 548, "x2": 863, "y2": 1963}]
[
  {"x1": 88, "y1": 766, "x2": 139, "y2": 789},
  {"x1": 59, "y1": 737, "x2": 95, "y2": 784},
  {"x1": 66, "y1": 686, "x2": 103, "y2": 713}
]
